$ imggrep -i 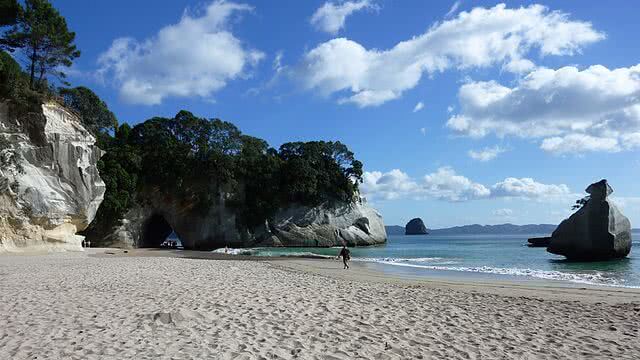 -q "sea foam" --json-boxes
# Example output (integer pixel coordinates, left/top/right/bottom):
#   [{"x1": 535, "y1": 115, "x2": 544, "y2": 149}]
[{"x1": 357, "y1": 257, "x2": 638, "y2": 288}]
